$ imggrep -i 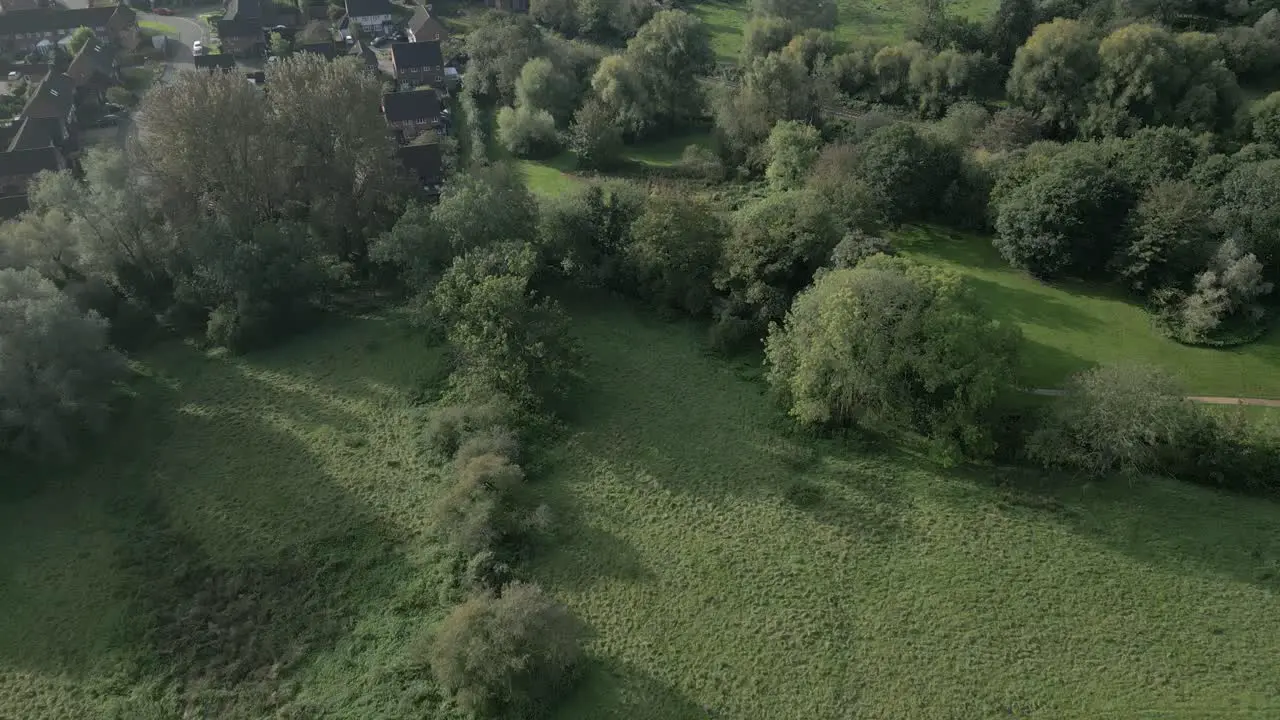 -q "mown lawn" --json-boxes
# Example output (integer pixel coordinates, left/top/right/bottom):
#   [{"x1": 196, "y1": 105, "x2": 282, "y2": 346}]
[
  {"x1": 0, "y1": 314, "x2": 459, "y2": 718},
  {"x1": 896, "y1": 225, "x2": 1280, "y2": 398},
  {"x1": 535, "y1": 297, "x2": 1280, "y2": 719},
  {"x1": 690, "y1": 0, "x2": 1001, "y2": 61}
]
